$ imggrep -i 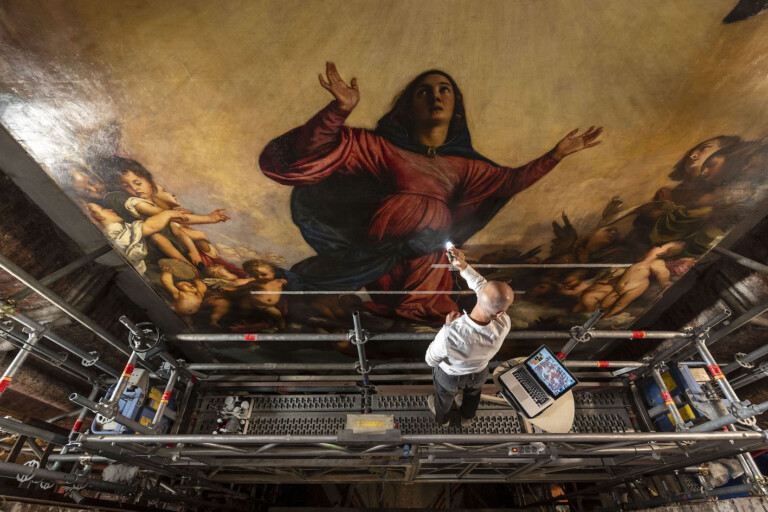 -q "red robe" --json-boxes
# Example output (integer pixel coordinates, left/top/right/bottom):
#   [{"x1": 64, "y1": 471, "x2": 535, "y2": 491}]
[{"x1": 260, "y1": 103, "x2": 559, "y2": 323}]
